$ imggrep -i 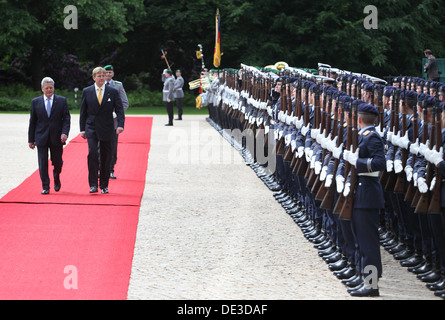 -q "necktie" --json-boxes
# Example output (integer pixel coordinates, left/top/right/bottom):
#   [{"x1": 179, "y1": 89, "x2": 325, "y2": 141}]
[
  {"x1": 46, "y1": 98, "x2": 51, "y2": 117},
  {"x1": 98, "y1": 87, "x2": 102, "y2": 105}
]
